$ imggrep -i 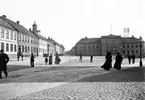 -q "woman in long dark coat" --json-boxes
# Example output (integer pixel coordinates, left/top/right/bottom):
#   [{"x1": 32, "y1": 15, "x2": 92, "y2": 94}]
[
  {"x1": 101, "y1": 52, "x2": 112, "y2": 70},
  {"x1": 30, "y1": 53, "x2": 35, "y2": 67},
  {"x1": 114, "y1": 52, "x2": 123, "y2": 70},
  {"x1": 49, "y1": 54, "x2": 53, "y2": 65}
]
